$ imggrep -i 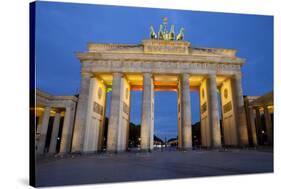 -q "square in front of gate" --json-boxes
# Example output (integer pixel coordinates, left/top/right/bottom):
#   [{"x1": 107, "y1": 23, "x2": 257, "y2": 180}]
[{"x1": 31, "y1": 1, "x2": 273, "y2": 187}]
